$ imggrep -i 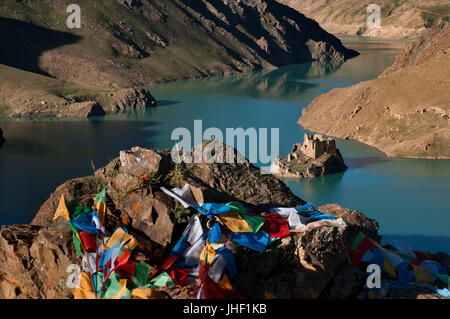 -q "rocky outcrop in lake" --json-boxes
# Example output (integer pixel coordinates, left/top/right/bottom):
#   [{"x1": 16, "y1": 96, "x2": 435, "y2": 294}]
[
  {"x1": 271, "y1": 134, "x2": 347, "y2": 178},
  {"x1": 299, "y1": 23, "x2": 450, "y2": 159}
]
